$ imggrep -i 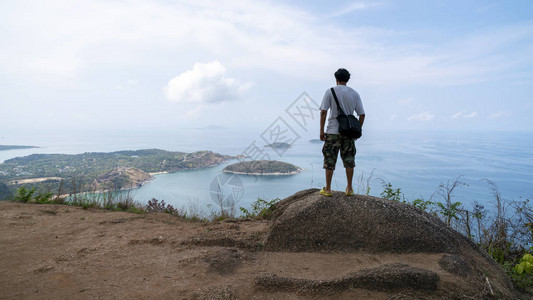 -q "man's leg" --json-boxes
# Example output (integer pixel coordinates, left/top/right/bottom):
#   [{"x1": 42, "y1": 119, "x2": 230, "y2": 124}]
[
  {"x1": 322, "y1": 134, "x2": 340, "y2": 193},
  {"x1": 345, "y1": 167, "x2": 354, "y2": 194},
  {"x1": 325, "y1": 169, "x2": 334, "y2": 193},
  {"x1": 340, "y1": 136, "x2": 356, "y2": 194}
]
